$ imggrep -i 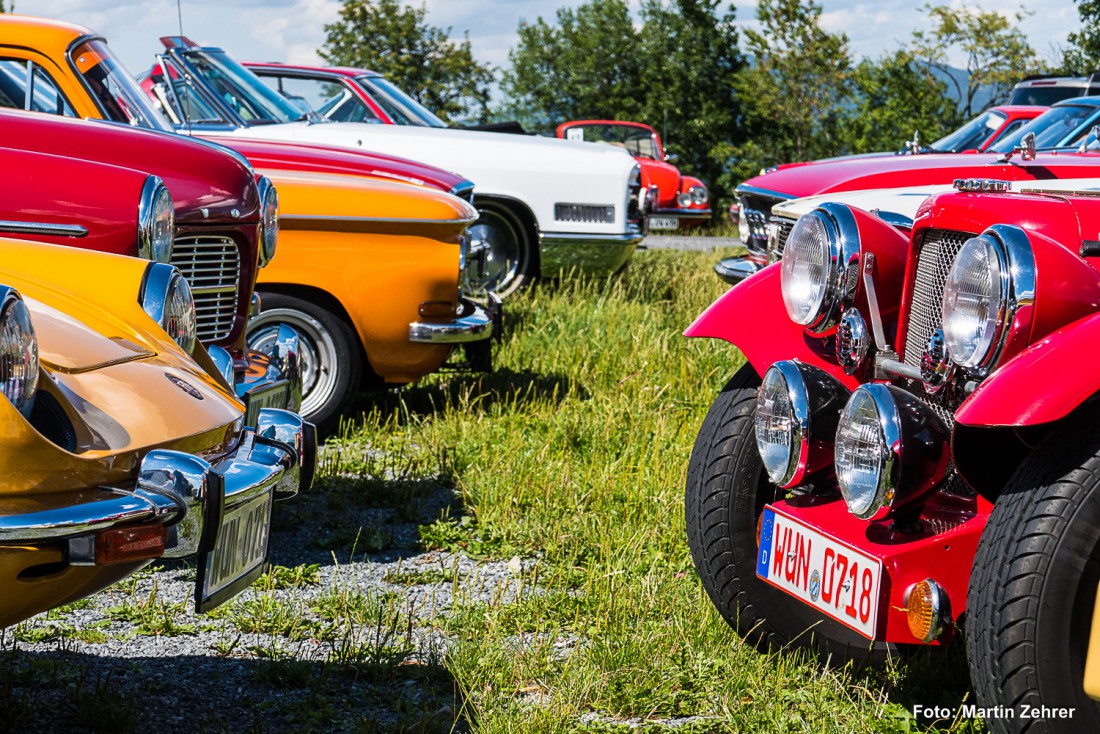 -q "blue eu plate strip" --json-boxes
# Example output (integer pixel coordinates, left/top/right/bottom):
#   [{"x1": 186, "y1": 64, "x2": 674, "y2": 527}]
[{"x1": 756, "y1": 507, "x2": 776, "y2": 579}]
